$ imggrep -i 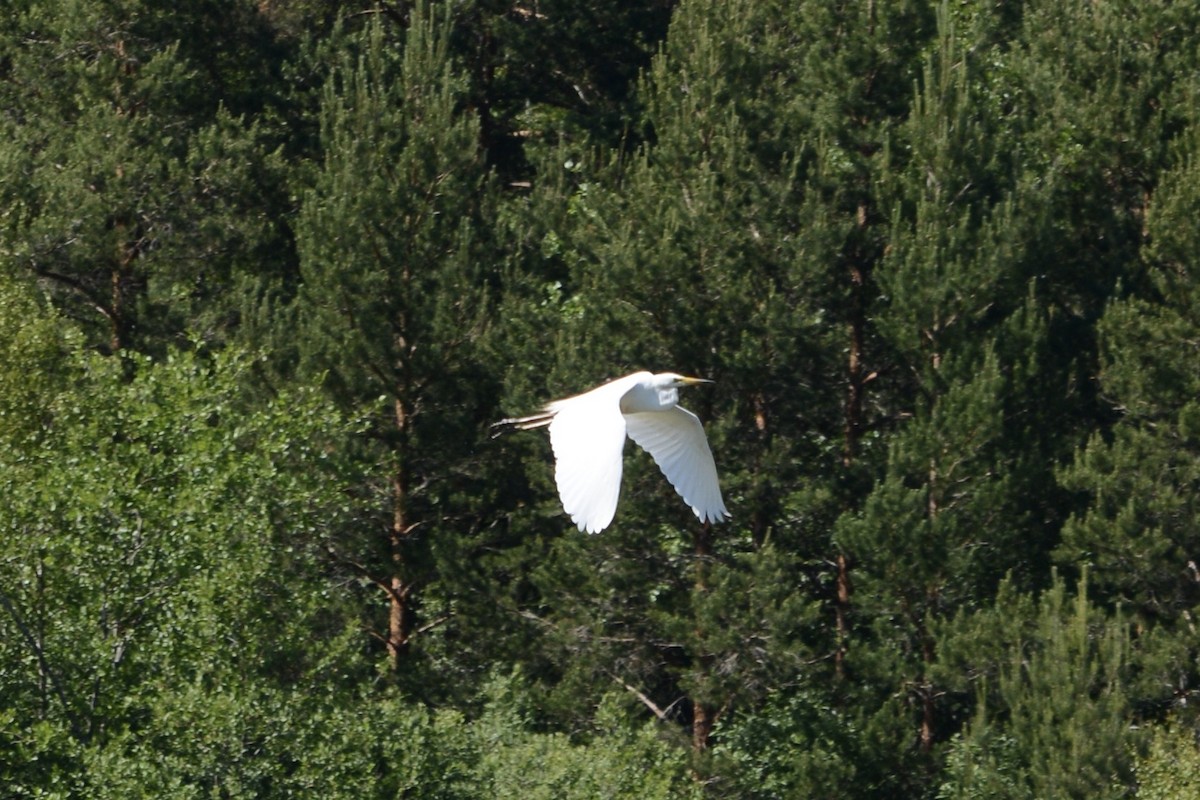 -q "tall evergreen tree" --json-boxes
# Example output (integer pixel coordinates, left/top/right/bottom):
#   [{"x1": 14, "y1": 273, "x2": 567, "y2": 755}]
[
  {"x1": 827, "y1": 2, "x2": 1200, "y2": 785},
  {"x1": 455, "y1": 0, "x2": 674, "y2": 176},
  {"x1": 295, "y1": 4, "x2": 496, "y2": 674},
  {"x1": 834, "y1": 13, "x2": 1039, "y2": 774},
  {"x1": 1055, "y1": 121, "x2": 1200, "y2": 715},
  {"x1": 0, "y1": 1, "x2": 298, "y2": 354},
  {"x1": 935, "y1": 575, "x2": 1140, "y2": 800},
  {"x1": 493, "y1": 0, "x2": 930, "y2": 774}
]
